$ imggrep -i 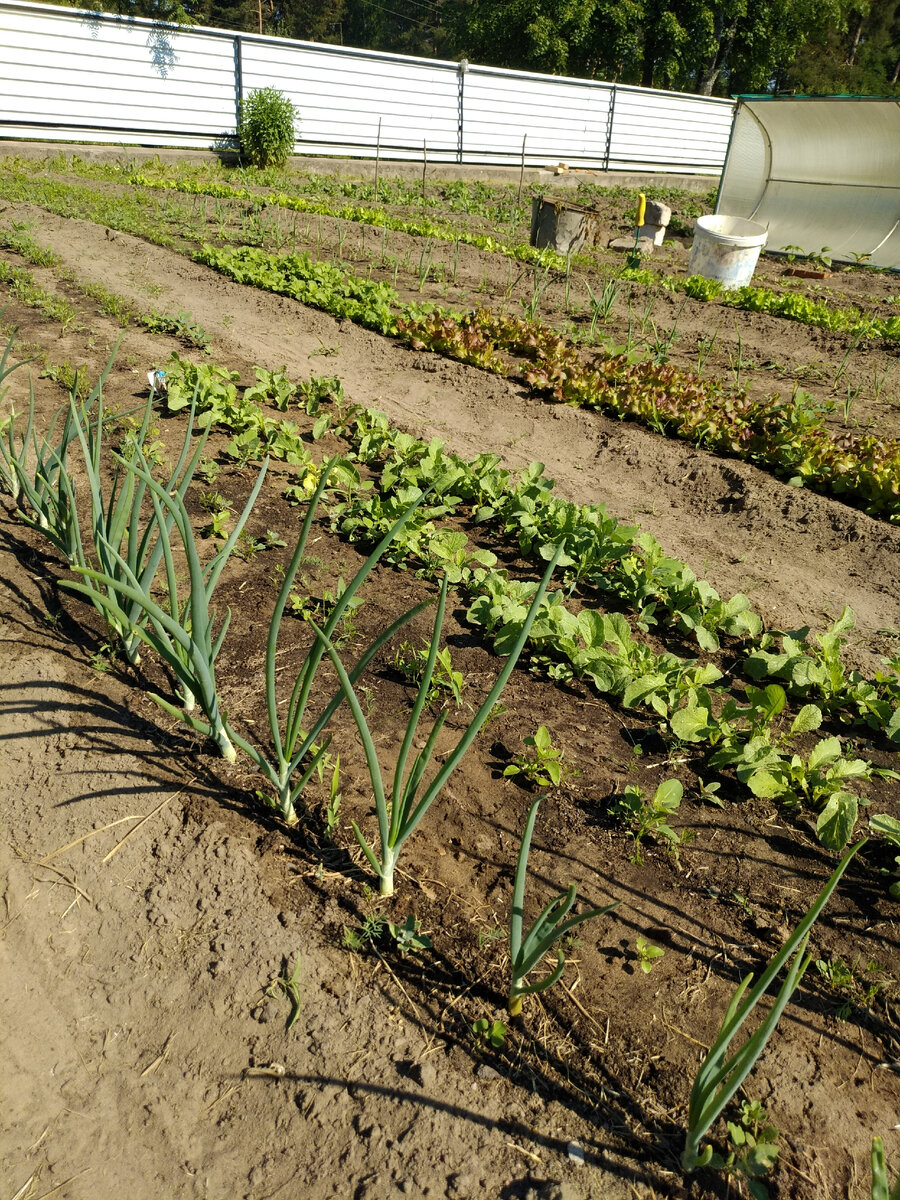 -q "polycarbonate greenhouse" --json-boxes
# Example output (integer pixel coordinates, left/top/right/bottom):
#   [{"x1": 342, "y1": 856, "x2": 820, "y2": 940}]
[{"x1": 716, "y1": 96, "x2": 900, "y2": 270}]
